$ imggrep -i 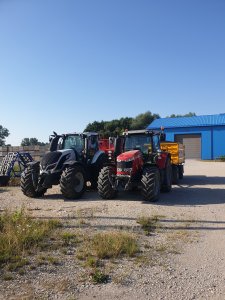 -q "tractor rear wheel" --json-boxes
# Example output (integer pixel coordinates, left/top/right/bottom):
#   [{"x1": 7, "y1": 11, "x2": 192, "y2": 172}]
[
  {"x1": 178, "y1": 165, "x2": 184, "y2": 179},
  {"x1": 172, "y1": 165, "x2": 179, "y2": 184},
  {"x1": 98, "y1": 166, "x2": 117, "y2": 199},
  {"x1": 141, "y1": 166, "x2": 160, "y2": 202},
  {"x1": 161, "y1": 158, "x2": 172, "y2": 192},
  {"x1": 60, "y1": 165, "x2": 86, "y2": 199},
  {"x1": 21, "y1": 166, "x2": 46, "y2": 198}
]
